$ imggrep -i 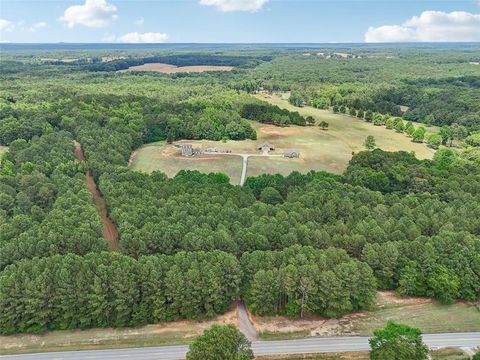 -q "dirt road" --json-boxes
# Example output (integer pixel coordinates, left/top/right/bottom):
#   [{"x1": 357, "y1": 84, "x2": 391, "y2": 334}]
[
  {"x1": 74, "y1": 141, "x2": 119, "y2": 251},
  {"x1": 208, "y1": 152, "x2": 283, "y2": 186},
  {"x1": 237, "y1": 301, "x2": 258, "y2": 341}
]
